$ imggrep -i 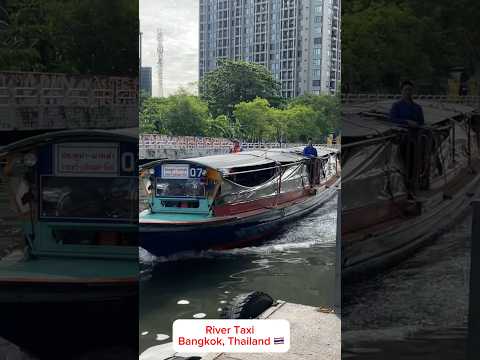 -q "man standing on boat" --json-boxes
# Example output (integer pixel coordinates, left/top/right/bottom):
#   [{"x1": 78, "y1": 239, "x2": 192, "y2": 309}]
[
  {"x1": 390, "y1": 80, "x2": 425, "y2": 127},
  {"x1": 303, "y1": 139, "x2": 318, "y2": 158},
  {"x1": 303, "y1": 139, "x2": 319, "y2": 185},
  {"x1": 390, "y1": 80, "x2": 429, "y2": 191}
]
